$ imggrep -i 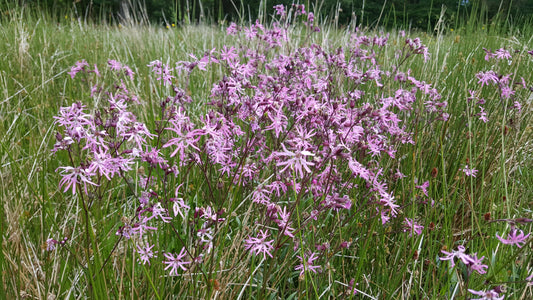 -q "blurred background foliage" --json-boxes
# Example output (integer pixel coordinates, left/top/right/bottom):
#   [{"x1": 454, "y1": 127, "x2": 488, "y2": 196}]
[{"x1": 6, "y1": 0, "x2": 533, "y2": 31}]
